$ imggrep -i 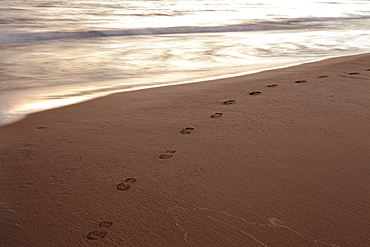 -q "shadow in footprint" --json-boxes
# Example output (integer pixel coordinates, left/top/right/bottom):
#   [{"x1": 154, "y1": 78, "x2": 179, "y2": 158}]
[
  {"x1": 295, "y1": 80, "x2": 307, "y2": 83},
  {"x1": 267, "y1": 84, "x2": 278, "y2": 87},
  {"x1": 318, "y1": 75, "x2": 328, "y2": 78},
  {"x1": 222, "y1": 100, "x2": 236, "y2": 105},
  {"x1": 19, "y1": 149, "x2": 30, "y2": 157},
  {"x1": 87, "y1": 230, "x2": 107, "y2": 241},
  {"x1": 86, "y1": 222, "x2": 113, "y2": 240},
  {"x1": 349, "y1": 72, "x2": 360, "y2": 75},
  {"x1": 249, "y1": 91, "x2": 262, "y2": 95},
  {"x1": 180, "y1": 127, "x2": 194, "y2": 134},
  {"x1": 211, "y1": 113, "x2": 223, "y2": 118},
  {"x1": 116, "y1": 177, "x2": 137, "y2": 191},
  {"x1": 98, "y1": 222, "x2": 113, "y2": 229},
  {"x1": 159, "y1": 154, "x2": 172, "y2": 159},
  {"x1": 124, "y1": 178, "x2": 137, "y2": 183},
  {"x1": 159, "y1": 150, "x2": 176, "y2": 159},
  {"x1": 116, "y1": 183, "x2": 130, "y2": 191}
]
